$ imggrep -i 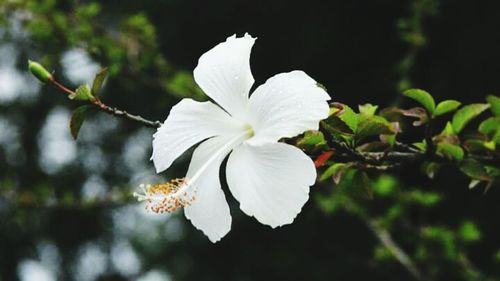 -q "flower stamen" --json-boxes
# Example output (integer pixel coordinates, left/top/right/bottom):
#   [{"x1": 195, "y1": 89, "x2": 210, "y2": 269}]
[{"x1": 133, "y1": 178, "x2": 195, "y2": 214}]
